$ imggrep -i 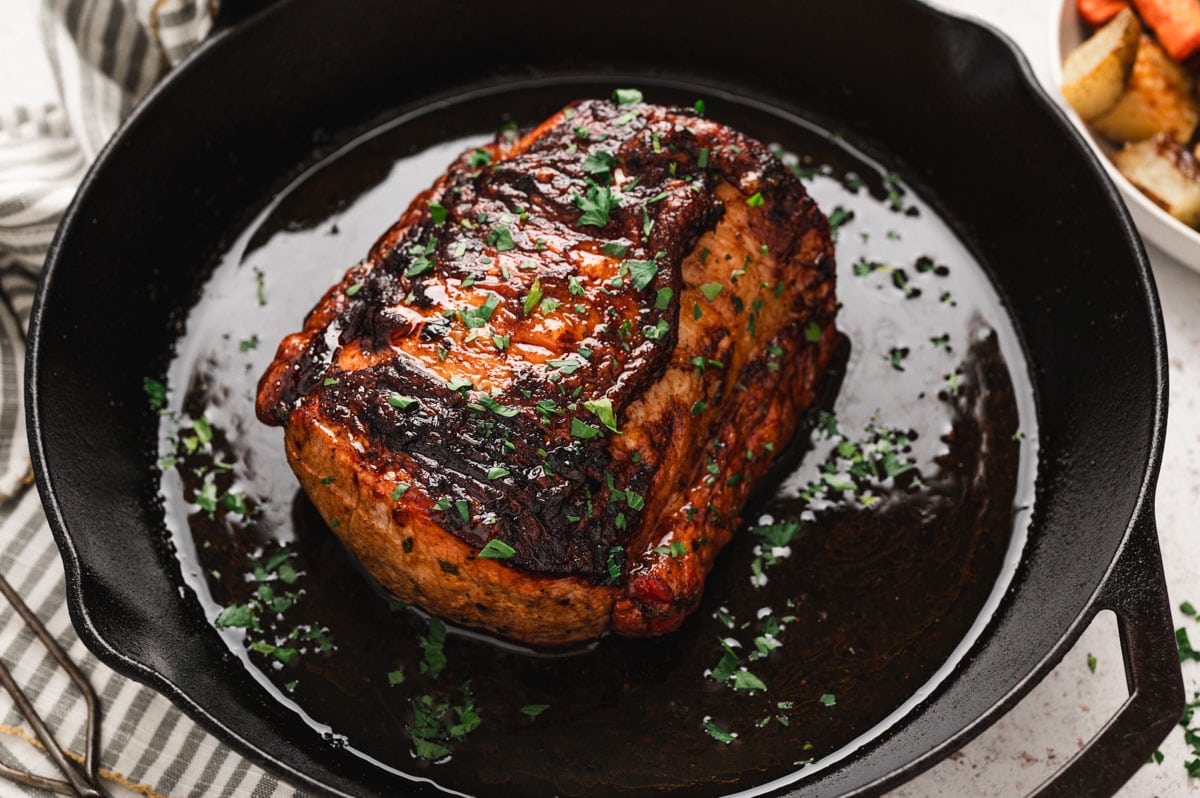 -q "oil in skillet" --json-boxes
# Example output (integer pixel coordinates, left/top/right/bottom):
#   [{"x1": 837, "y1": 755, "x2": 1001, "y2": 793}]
[{"x1": 157, "y1": 83, "x2": 1036, "y2": 798}]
